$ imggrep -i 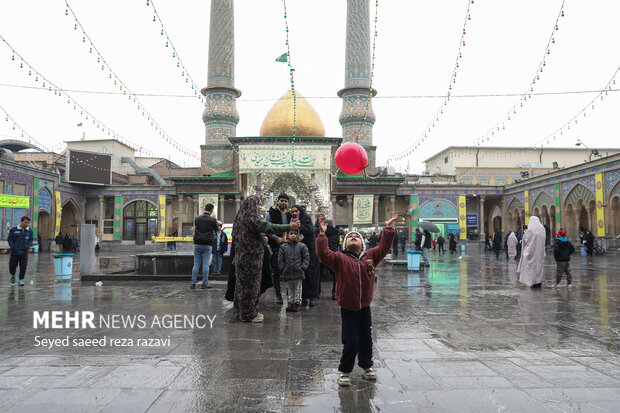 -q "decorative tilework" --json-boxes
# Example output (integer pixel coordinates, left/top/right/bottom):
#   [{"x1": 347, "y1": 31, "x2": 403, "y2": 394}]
[
  {"x1": 506, "y1": 192, "x2": 524, "y2": 210},
  {"x1": 604, "y1": 169, "x2": 620, "y2": 199},
  {"x1": 419, "y1": 199, "x2": 458, "y2": 219},
  {"x1": 561, "y1": 175, "x2": 595, "y2": 203},
  {"x1": 419, "y1": 195, "x2": 457, "y2": 210},
  {"x1": 532, "y1": 191, "x2": 554, "y2": 211},
  {"x1": 529, "y1": 185, "x2": 554, "y2": 206}
]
